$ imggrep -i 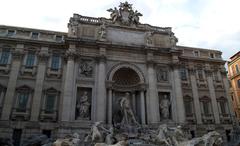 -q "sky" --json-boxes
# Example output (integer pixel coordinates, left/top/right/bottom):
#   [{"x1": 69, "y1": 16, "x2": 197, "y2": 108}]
[{"x1": 0, "y1": 0, "x2": 239, "y2": 61}]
